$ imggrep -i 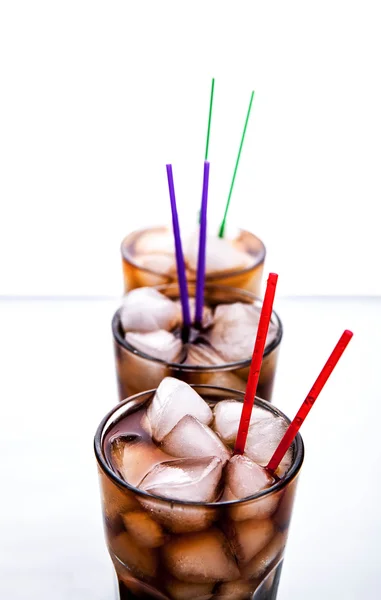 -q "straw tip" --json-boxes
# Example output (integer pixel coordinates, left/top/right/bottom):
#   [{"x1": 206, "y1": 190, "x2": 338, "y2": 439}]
[{"x1": 344, "y1": 329, "x2": 354, "y2": 339}]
